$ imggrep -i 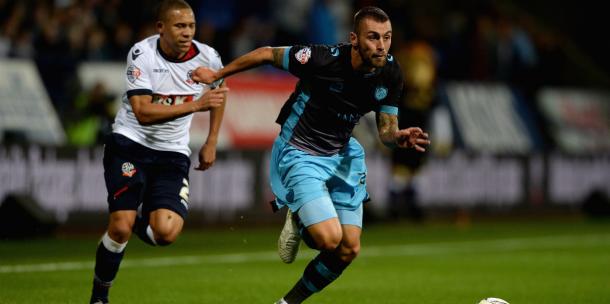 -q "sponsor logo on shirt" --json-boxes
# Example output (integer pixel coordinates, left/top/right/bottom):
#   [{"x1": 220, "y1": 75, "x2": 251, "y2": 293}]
[
  {"x1": 153, "y1": 68, "x2": 169, "y2": 73},
  {"x1": 295, "y1": 47, "x2": 312, "y2": 64},
  {"x1": 337, "y1": 112, "x2": 361, "y2": 123},
  {"x1": 126, "y1": 65, "x2": 141, "y2": 83},
  {"x1": 152, "y1": 94, "x2": 194, "y2": 106}
]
